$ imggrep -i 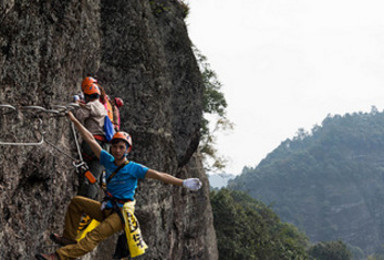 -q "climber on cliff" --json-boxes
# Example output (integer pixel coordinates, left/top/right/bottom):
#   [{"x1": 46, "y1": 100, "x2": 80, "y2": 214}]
[
  {"x1": 73, "y1": 79, "x2": 107, "y2": 200},
  {"x1": 75, "y1": 76, "x2": 123, "y2": 132},
  {"x1": 35, "y1": 111, "x2": 202, "y2": 260}
]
